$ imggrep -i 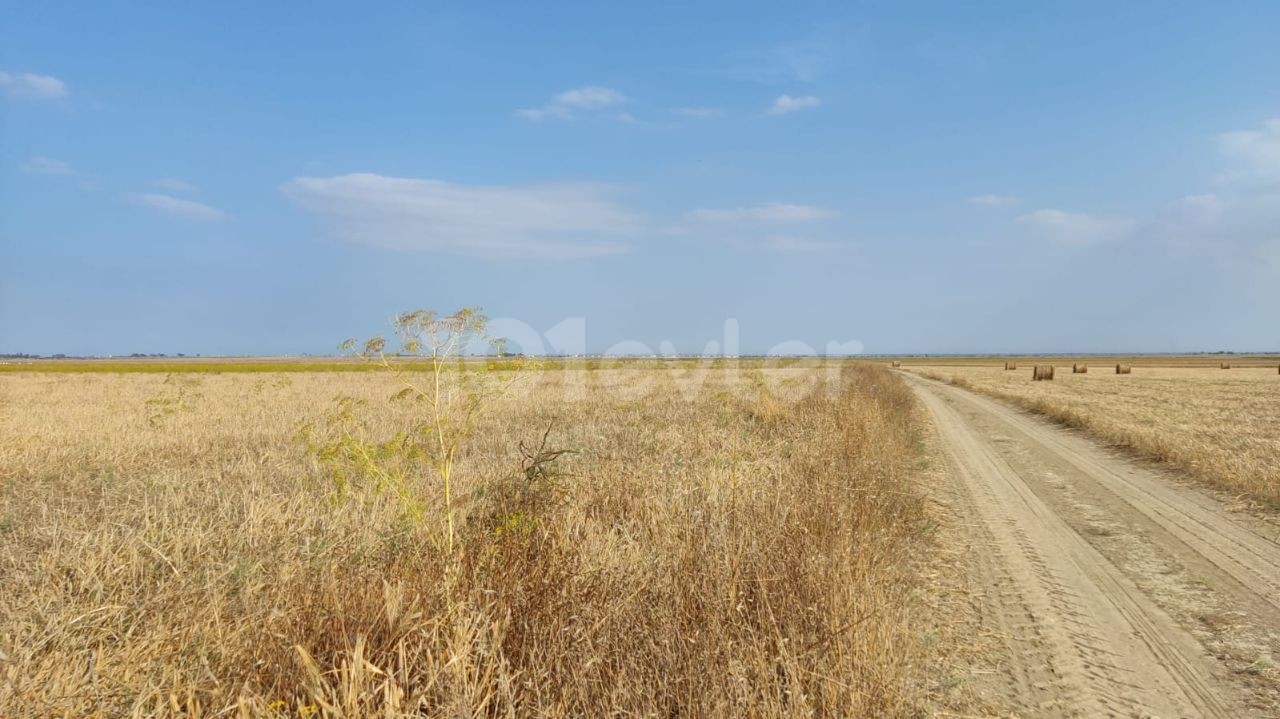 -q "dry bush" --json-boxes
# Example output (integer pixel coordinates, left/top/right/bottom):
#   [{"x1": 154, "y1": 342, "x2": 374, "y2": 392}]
[
  {"x1": 909, "y1": 365, "x2": 1280, "y2": 505},
  {"x1": 0, "y1": 365, "x2": 945, "y2": 717},
  {"x1": 1032, "y1": 365, "x2": 1055, "y2": 381}
]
